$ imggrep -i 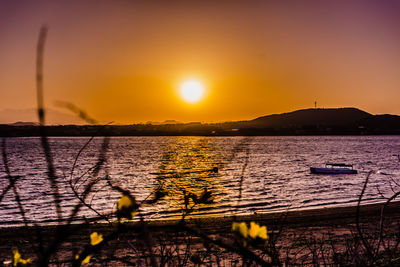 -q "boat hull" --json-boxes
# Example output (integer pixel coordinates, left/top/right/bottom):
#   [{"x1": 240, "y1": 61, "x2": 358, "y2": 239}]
[{"x1": 310, "y1": 167, "x2": 357, "y2": 174}]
